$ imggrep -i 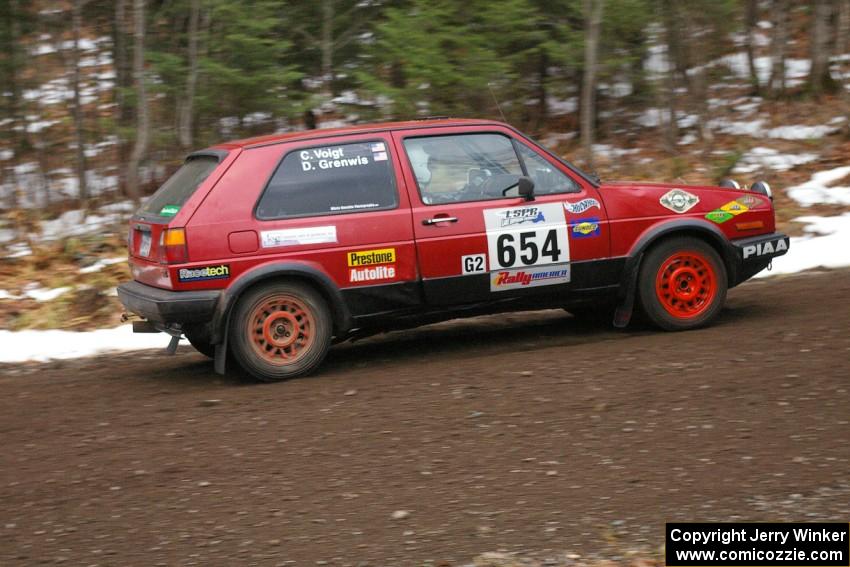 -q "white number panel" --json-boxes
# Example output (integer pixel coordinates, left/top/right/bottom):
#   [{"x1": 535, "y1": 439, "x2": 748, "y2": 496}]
[{"x1": 483, "y1": 203, "x2": 570, "y2": 270}]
